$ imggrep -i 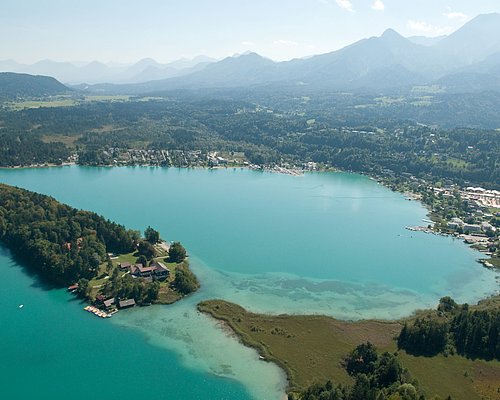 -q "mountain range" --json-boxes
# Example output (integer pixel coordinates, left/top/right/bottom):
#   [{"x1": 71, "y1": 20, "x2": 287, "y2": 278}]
[
  {"x1": 0, "y1": 55, "x2": 216, "y2": 85},
  {"x1": 2, "y1": 13, "x2": 500, "y2": 95},
  {"x1": 74, "y1": 12, "x2": 500, "y2": 94}
]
